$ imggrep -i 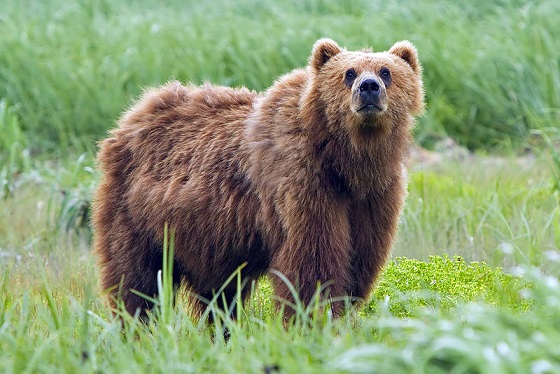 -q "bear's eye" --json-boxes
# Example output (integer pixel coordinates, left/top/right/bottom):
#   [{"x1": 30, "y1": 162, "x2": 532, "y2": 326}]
[
  {"x1": 380, "y1": 67, "x2": 391, "y2": 86},
  {"x1": 344, "y1": 69, "x2": 357, "y2": 86}
]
